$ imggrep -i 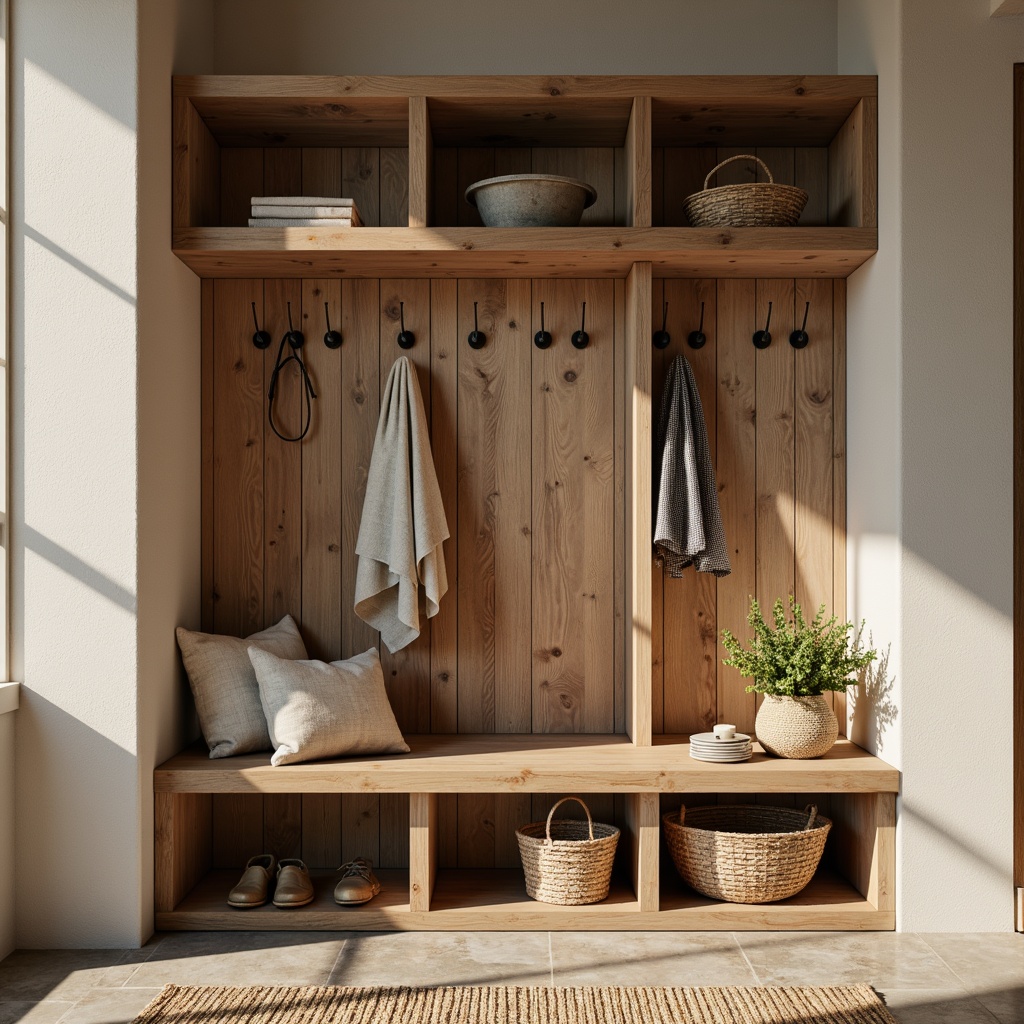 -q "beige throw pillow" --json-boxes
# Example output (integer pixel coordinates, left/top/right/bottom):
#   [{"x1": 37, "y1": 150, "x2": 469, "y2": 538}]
[
  {"x1": 176, "y1": 615, "x2": 308, "y2": 759},
  {"x1": 247, "y1": 646, "x2": 410, "y2": 767}
]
